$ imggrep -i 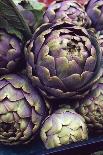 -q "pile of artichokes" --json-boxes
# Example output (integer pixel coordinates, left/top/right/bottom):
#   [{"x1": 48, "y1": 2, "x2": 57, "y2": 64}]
[{"x1": 0, "y1": 0, "x2": 103, "y2": 150}]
